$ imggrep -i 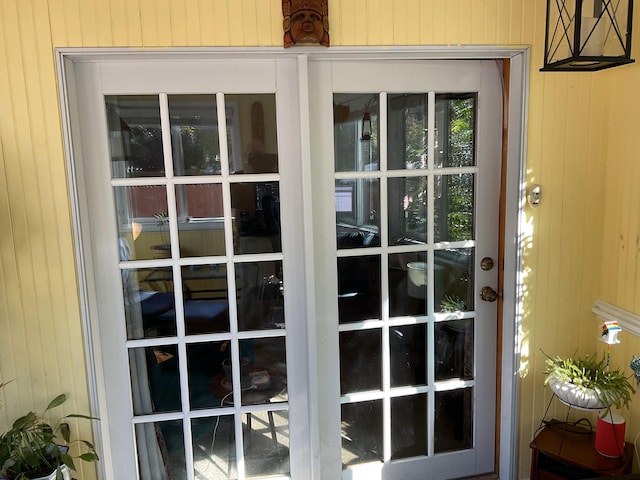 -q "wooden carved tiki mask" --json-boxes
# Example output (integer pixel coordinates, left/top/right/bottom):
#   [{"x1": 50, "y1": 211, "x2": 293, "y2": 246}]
[{"x1": 283, "y1": 0, "x2": 329, "y2": 48}]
